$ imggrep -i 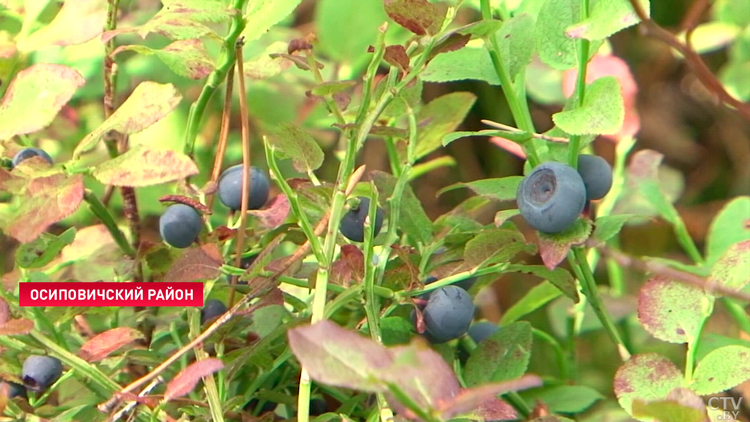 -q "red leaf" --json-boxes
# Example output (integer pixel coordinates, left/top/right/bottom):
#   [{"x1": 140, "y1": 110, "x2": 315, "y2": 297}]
[
  {"x1": 384, "y1": 0, "x2": 445, "y2": 36},
  {"x1": 0, "y1": 318, "x2": 34, "y2": 335},
  {"x1": 537, "y1": 219, "x2": 592, "y2": 269},
  {"x1": 164, "y1": 358, "x2": 224, "y2": 402},
  {"x1": 164, "y1": 244, "x2": 224, "y2": 283},
  {"x1": 78, "y1": 327, "x2": 145, "y2": 362},
  {"x1": 0, "y1": 298, "x2": 9, "y2": 325},
  {"x1": 384, "y1": 45, "x2": 410, "y2": 72},
  {"x1": 490, "y1": 136, "x2": 527, "y2": 159},
  {"x1": 438, "y1": 376, "x2": 542, "y2": 420},
  {"x1": 248, "y1": 194, "x2": 290, "y2": 228},
  {"x1": 331, "y1": 244, "x2": 365, "y2": 286},
  {"x1": 5, "y1": 172, "x2": 84, "y2": 243}
]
